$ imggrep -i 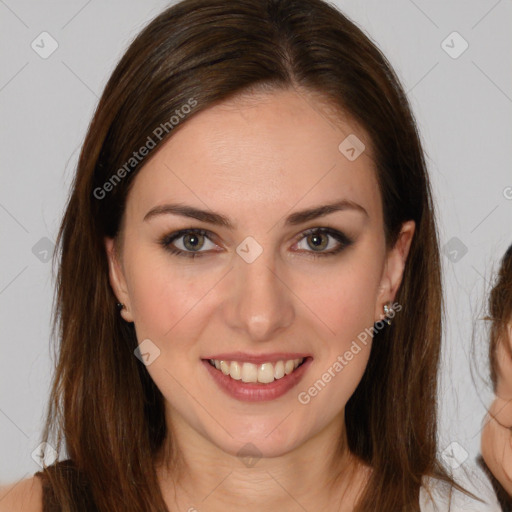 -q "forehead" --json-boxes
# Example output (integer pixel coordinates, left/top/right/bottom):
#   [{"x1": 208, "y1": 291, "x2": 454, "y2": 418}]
[{"x1": 125, "y1": 88, "x2": 381, "y2": 224}]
